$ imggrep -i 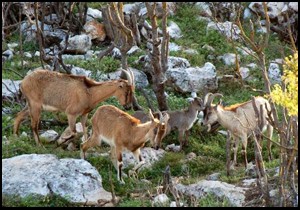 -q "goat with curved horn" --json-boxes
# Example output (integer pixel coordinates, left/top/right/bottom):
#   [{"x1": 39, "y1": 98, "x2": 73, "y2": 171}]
[
  {"x1": 80, "y1": 105, "x2": 164, "y2": 184},
  {"x1": 202, "y1": 95, "x2": 274, "y2": 168},
  {"x1": 13, "y1": 69, "x2": 135, "y2": 146}
]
